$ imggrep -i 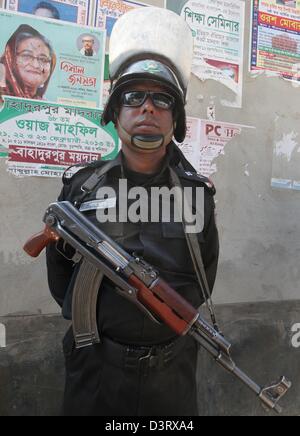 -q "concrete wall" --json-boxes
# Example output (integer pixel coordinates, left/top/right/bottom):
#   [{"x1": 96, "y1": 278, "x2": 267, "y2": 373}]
[
  {"x1": 1, "y1": 301, "x2": 298, "y2": 416},
  {"x1": 0, "y1": 0, "x2": 299, "y2": 416}
]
